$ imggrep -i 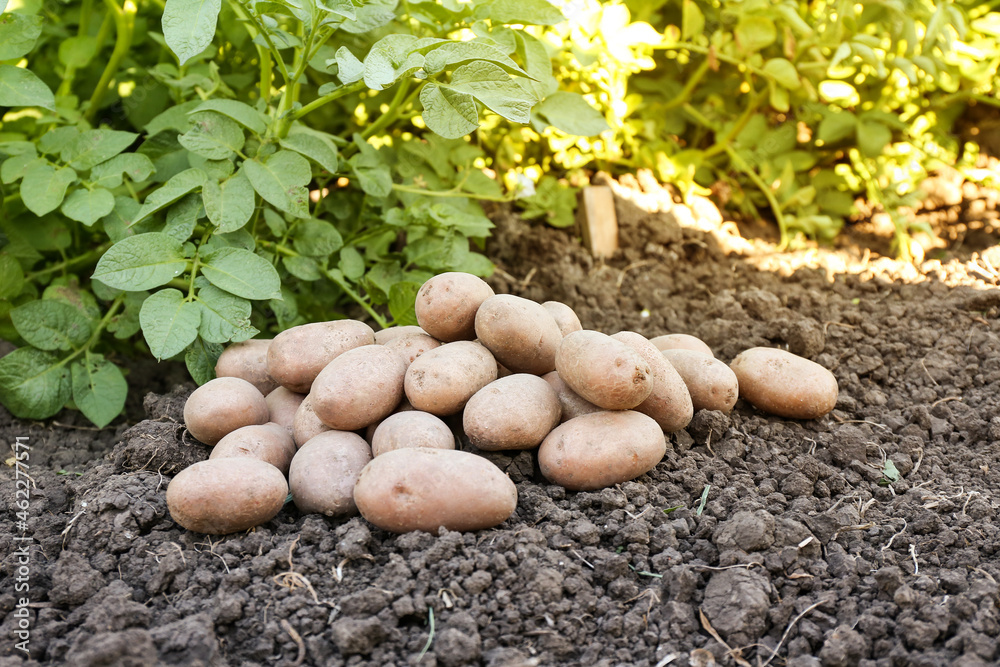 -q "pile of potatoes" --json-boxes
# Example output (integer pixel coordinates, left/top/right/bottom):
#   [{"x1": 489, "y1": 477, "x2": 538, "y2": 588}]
[{"x1": 166, "y1": 272, "x2": 839, "y2": 536}]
